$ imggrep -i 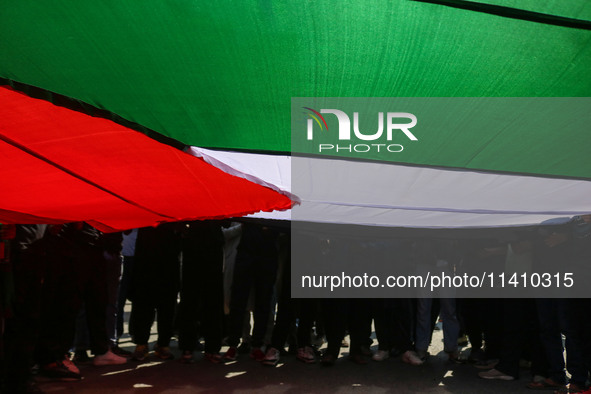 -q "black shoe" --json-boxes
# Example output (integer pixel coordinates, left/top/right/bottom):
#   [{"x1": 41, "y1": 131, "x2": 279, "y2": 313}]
[
  {"x1": 111, "y1": 346, "x2": 132, "y2": 357},
  {"x1": 448, "y1": 352, "x2": 467, "y2": 364},
  {"x1": 26, "y1": 379, "x2": 45, "y2": 394},
  {"x1": 287, "y1": 344, "x2": 297, "y2": 355},
  {"x1": 237, "y1": 342, "x2": 251, "y2": 354},
  {"x1": 350, "y1": 353, "x2": 369, "y2": 365},
  {"x1": 180, "y1": 350, "x2": 195, "y2": 364},
  {"x1": 279, "y1": 347, "x2": 290, "y2": 356},
  {"x1": 467, "y1": 348, "x2": 485, "y2": 363},
  {"x1": 390, "y1": 348, "x2": 404, "y2": 357},
  {"x1": 73, "y1": 350, "x2": 90, "y2": 363},
  {"x1": 195, "y1": 342, "x2": 205, "y2": 352},
  {"x1": 321, "y1": 353, "x2": 336, "y2": 366},
  {"x1": 359, "y1": 346, "x2": 372, "y2": 357}
]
